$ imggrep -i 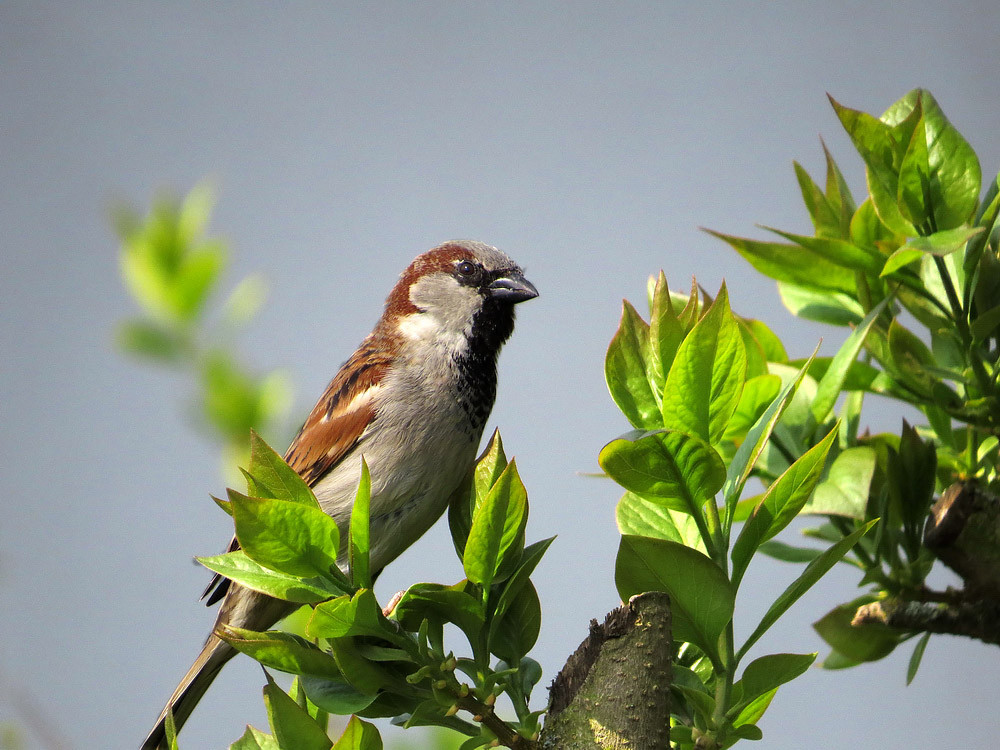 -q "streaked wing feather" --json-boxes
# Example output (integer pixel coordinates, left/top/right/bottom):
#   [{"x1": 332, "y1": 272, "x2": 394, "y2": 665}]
[{"x1": 202, "y1": 341, "x2": 391, "y2": 606}]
